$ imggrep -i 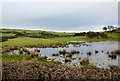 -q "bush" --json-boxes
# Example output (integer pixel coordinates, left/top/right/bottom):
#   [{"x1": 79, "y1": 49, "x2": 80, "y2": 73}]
[
  {"x1": 86, "y1": 31, "x2": 98, "y2": 39},
  {"x1": 100, "y1": 33, "x2": 108, "y2": 38}
]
